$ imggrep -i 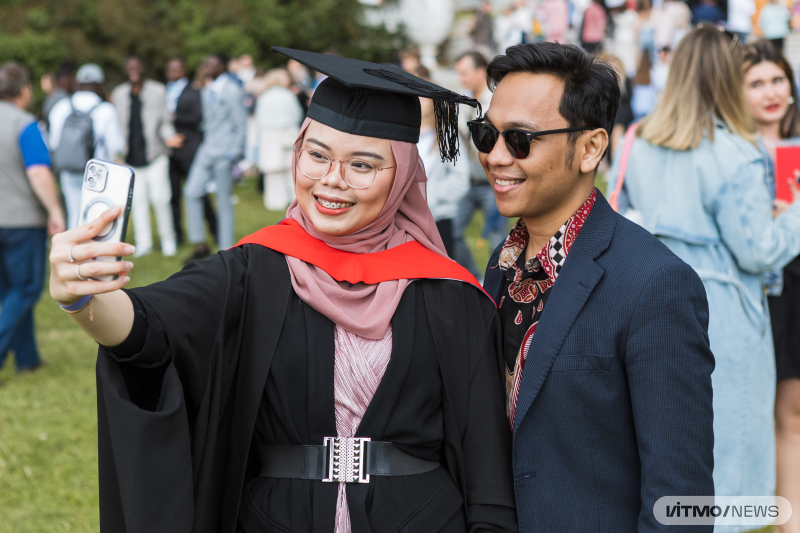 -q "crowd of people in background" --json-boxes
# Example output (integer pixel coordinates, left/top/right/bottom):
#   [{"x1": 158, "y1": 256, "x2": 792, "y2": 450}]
[{"x1": 34, "y1": 53, "x2": 313, "y2": 262}]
